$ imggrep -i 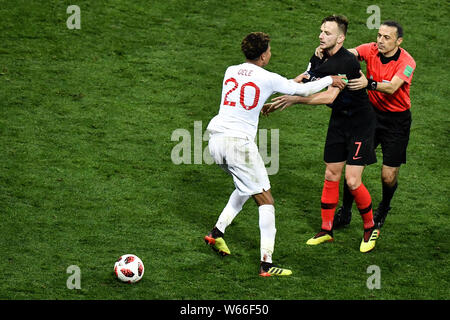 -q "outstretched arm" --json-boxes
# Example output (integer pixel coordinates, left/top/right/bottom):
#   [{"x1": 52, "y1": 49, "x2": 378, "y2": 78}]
[
  {"x1": 348, "y1": 70, "x2": 405, "y2": 94},
  {"x1": 262, "y1": 86, "x2": 341, "y2": 115},
  {"x1": 291, "y1": 75, "x2": 346, "y2": 96}
]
